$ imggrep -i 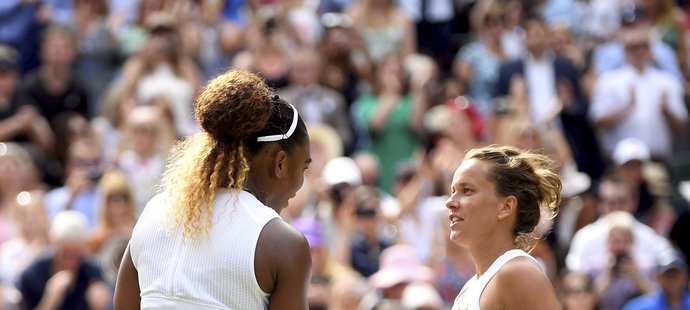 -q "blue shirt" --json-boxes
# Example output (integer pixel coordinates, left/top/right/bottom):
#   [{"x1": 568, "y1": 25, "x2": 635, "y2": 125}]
[
  {"x1": 624, "y1": 291, "x2": 690, "y2": 310},
  {"x1": 44, "y1": 187, "x2": 100, "y2": 228}
]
